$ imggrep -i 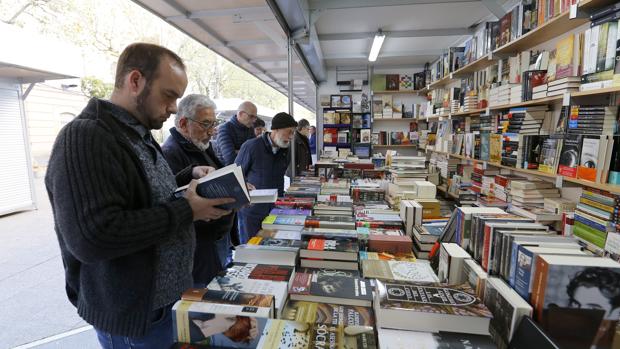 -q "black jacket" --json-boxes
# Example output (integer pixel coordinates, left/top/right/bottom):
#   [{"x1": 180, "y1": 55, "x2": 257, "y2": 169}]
[
  {"x1": 45, "y1": 98, "x2": 194, "y2": 337},
  {"x1": 287, "y1": 131, "x2": 312, "y2": 177},
  {"x1": 162, "y1": 128, "x2": 235, "y2": 282}
]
